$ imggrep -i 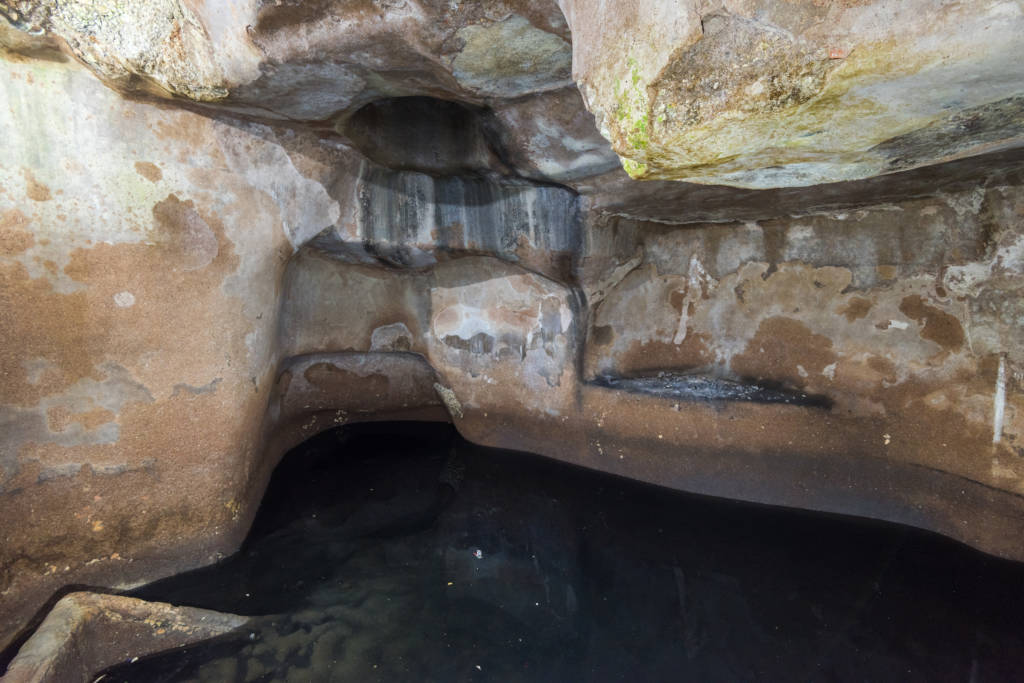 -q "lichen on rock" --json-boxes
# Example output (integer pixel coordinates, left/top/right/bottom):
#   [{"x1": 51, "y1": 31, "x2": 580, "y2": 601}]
[{"x1": 561, "y1": 0, "x2": 1024, "y2": 187}]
